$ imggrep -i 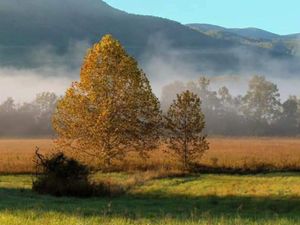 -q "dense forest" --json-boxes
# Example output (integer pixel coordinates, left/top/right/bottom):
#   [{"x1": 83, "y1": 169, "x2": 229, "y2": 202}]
[{"x1": 1, "y1": 75, "x2": 299, "y2": 137}]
